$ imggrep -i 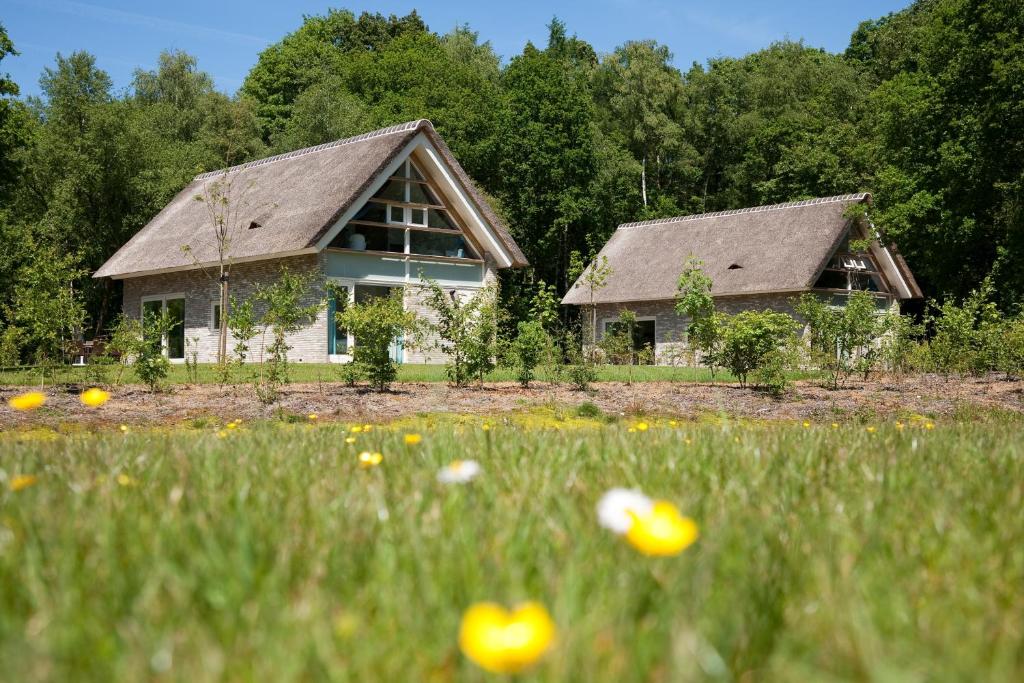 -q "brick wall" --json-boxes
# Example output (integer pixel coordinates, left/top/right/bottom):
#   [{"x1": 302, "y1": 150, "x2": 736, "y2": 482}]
[
  {"x1": 120, "y1": 253, "x2": 499, "y2": 365},
  {"x1": 589, "y1": 293, "x2": 803, "y2": 366},
  {"x1": 121, "y1": 254, "x2": 329, "y2": 364}
]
